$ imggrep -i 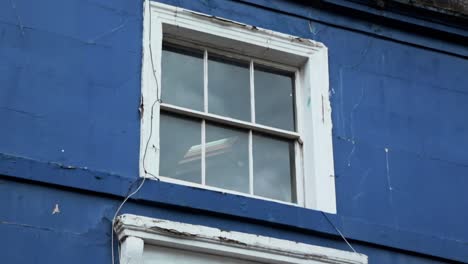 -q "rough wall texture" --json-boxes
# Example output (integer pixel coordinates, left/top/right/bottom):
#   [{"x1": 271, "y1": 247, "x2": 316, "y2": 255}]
[
  {"x1": 0, "y1": 179, "x2": 451, "y2": 264},
  {"x1": 0, "y1": 0, "x2": 142, "y2": 177},
  {"x1": 393, "y1": 0, "x2": 468, "y2": 16},
  {"x1": 0, "y1": 0, "x2": 467, "y2": 263}
]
